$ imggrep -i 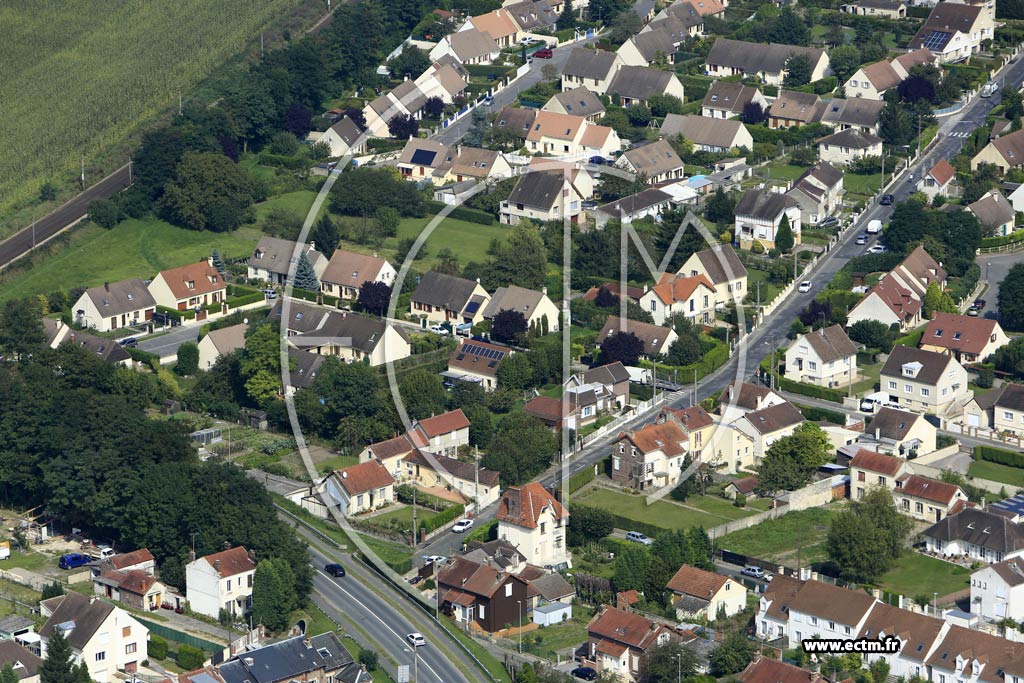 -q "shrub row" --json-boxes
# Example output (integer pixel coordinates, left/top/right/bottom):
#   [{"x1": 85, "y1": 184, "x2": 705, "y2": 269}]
[
  {"x1": 227, "y1": 292, "x2": 265, "y2": 307},
  {"x1": 642, "y1": 337, "x2": 730, "y2": 381},
  {"x1": 259, "y1": 153, "x2": 307, "y2": 170},
  {"x1": 126, "y1": 347, "x2": 160, "y2": 370},
  {"x1": 975, "y1": 445, "x2": 1024, "y2": 469},
  {"x1": 567, "y1": 466, "x2": 596, "y2": 496},
  {"x1": 156, "y1": 305, "x2": 195, "y2": 320},
  {"x1": 796, "y1": 404, "x2": 847, "y2": 424},
  {"x1": 980, "y1": 230, "x2": 1024, "y2": 250},
  {"x1": 424, "y1": 200, "x2": 495, "y2": 225},
  {"x1": 421, "y1": 503, "x2": 466, "y2": 534},
  {"x1": 778, "y1": 376, "x2": 844, "y2": 403}
]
